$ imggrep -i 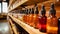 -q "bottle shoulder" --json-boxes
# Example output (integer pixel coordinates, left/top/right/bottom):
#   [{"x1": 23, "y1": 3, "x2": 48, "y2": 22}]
[
  {"x1": 47, "y1": 16, "x2": 58, "y2": 20},
  {"x1": 38, "y1": 16, "x2": 47, "y2": 19}
]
